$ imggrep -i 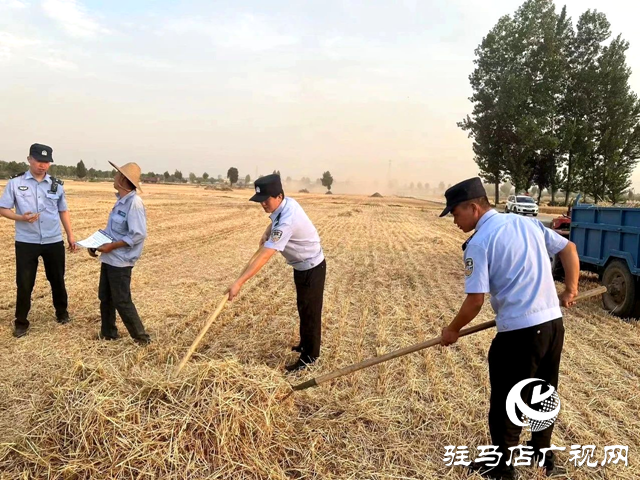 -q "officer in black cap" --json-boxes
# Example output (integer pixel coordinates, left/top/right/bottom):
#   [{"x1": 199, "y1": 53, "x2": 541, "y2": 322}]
[
  {"x1": 0, "y1": 143, "x2": 77, "y2": 337},
  {"x1": 437, "y1": 177, "x2": 579, "y2": 479},
  {"x1": 226, "y1": 174, "x2": 326, "y2": 372}
]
